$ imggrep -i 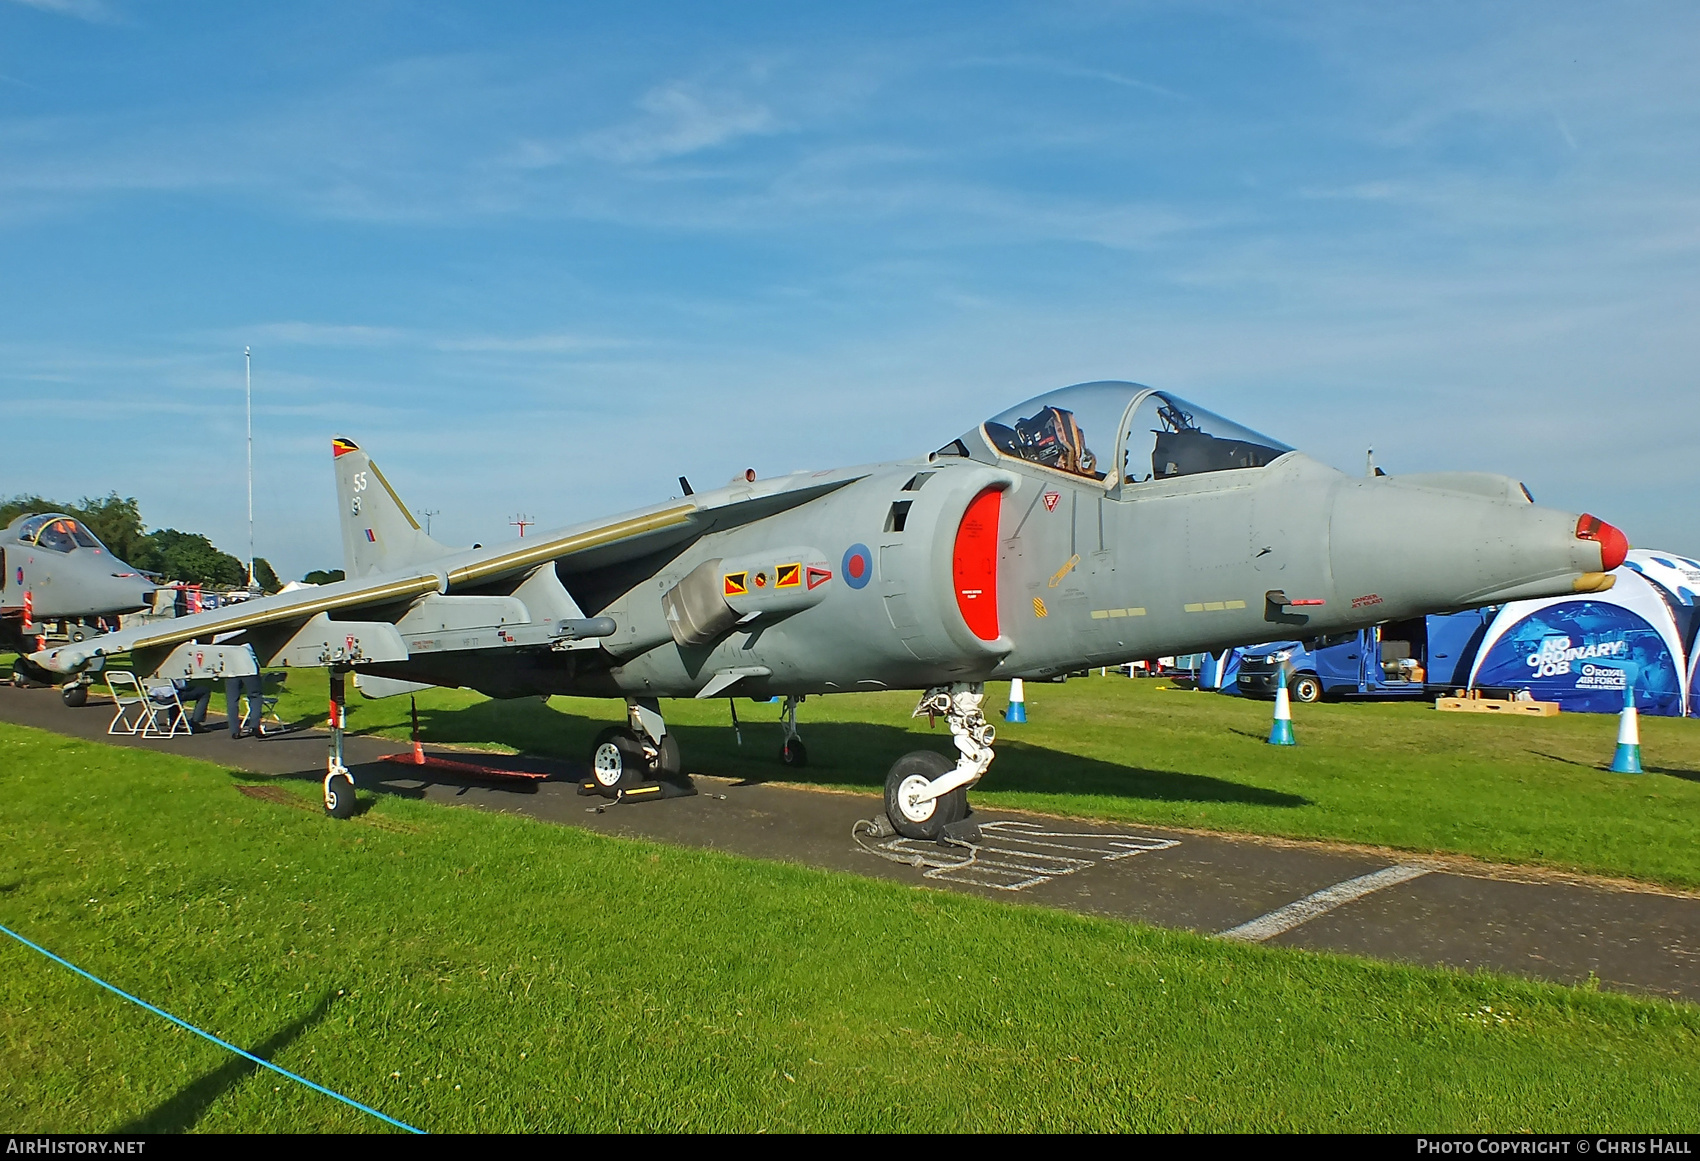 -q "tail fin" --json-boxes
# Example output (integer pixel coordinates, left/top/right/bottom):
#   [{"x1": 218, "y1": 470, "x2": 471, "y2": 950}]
[{"x1": 332, "y1": 437, "x2": 449, "y2": 578}]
